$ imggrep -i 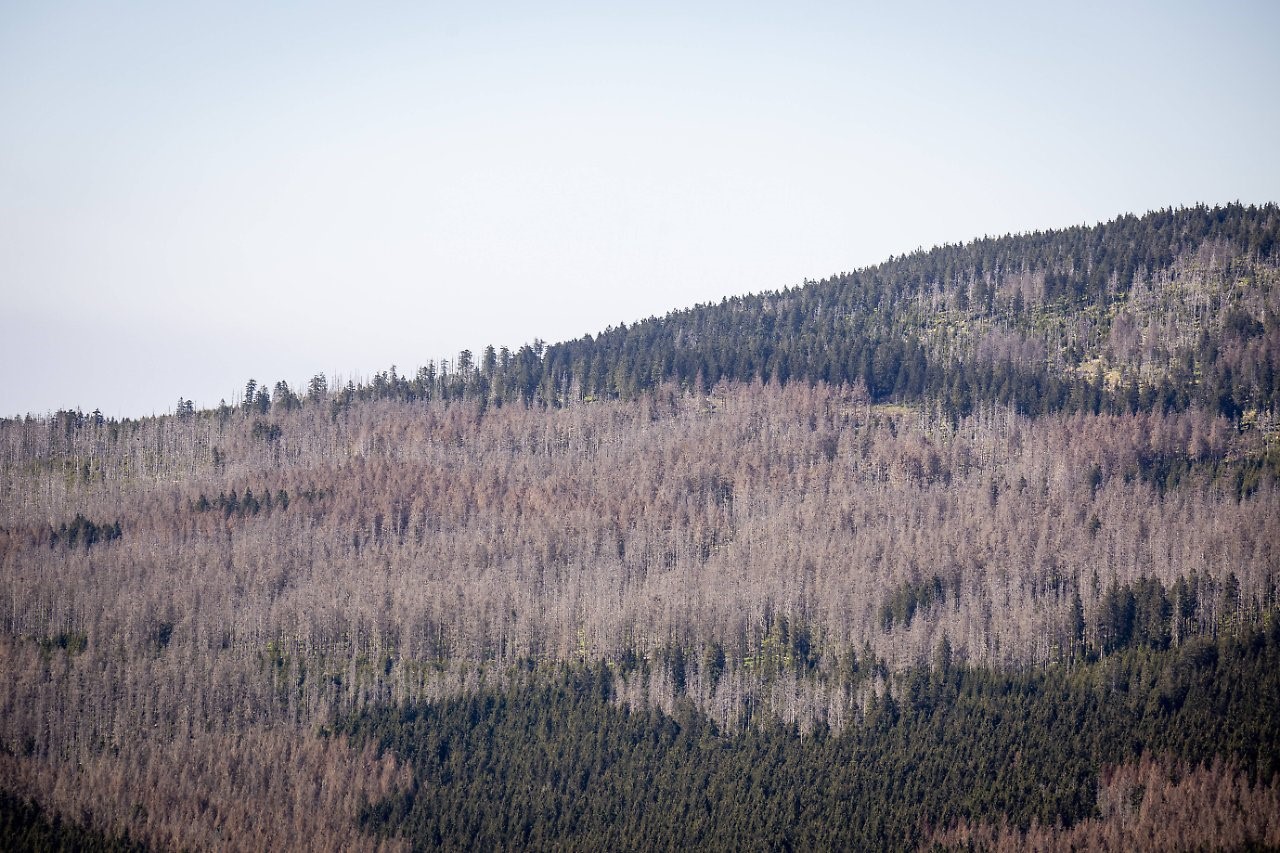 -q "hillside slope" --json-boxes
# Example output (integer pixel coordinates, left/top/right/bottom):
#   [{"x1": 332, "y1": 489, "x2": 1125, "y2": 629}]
[{"x1": 2, "y1": 204, "x2": 1278, "y2": 850}]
